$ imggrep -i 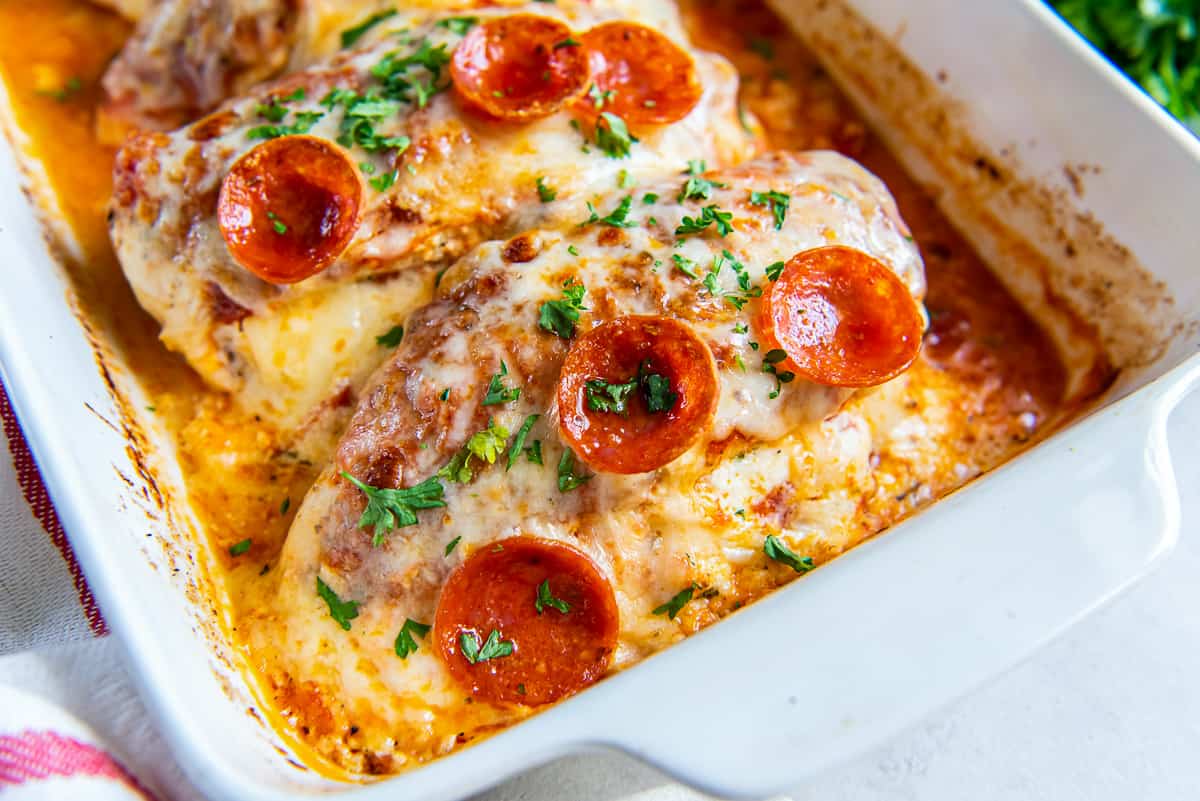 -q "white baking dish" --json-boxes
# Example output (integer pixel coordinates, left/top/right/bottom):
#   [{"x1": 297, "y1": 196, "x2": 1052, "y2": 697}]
[{"x1": 1, "y1": 1, "x2": 1197, "y2": 799}]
